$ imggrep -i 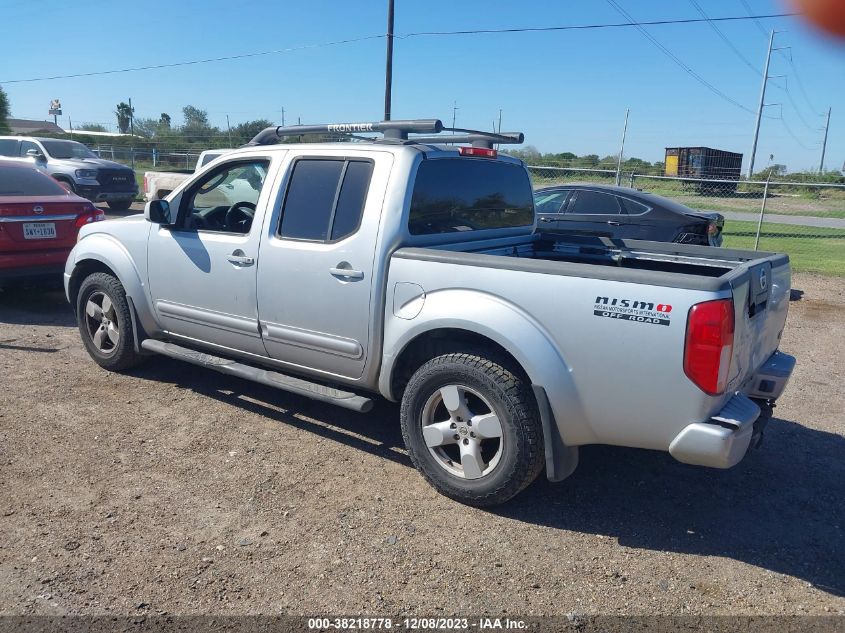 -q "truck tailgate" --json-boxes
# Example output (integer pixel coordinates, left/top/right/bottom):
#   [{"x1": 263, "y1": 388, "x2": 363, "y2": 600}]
[{"x1": 727, "y1": 258, "x2": 791, "y2": 395}]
